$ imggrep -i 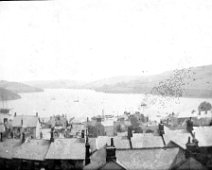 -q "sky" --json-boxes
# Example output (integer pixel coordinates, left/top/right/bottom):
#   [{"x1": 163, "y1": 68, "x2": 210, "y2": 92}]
[{"x1": 0, "y1": 0, "x2": 212, "y2": 82}]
